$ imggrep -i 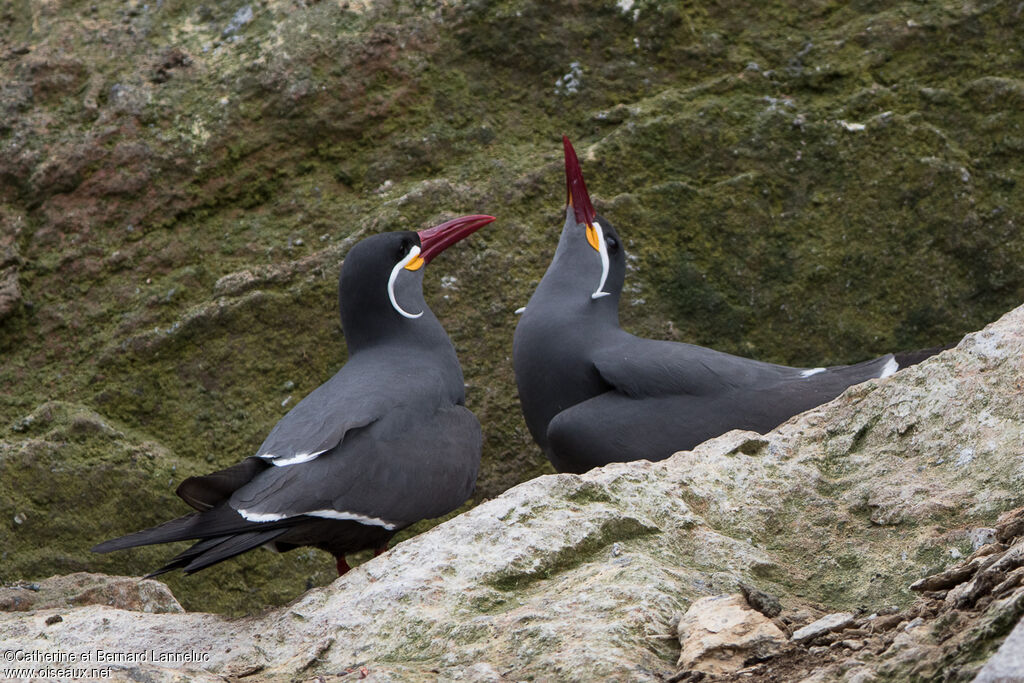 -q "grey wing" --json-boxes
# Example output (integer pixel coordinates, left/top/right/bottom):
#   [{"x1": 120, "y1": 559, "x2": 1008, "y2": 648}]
[
  {"x1": 592, "y1": 334, "x2": 898, "y2": 400},
  {"x1": 546, "y1": 391, "x2": 738, "y2": 471},
  {"x1": 591, "y1": 334, "x2": 803, "y2": 399},
  {"x1": 255, "y1": 365, "x2": 397, "y2": 465},
  {"x1": 229, "y1": 403, "x2": 482, "y2": 529},
  {"x1": 547, "y1": 354, "x2": 896, "y2": 473}
]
